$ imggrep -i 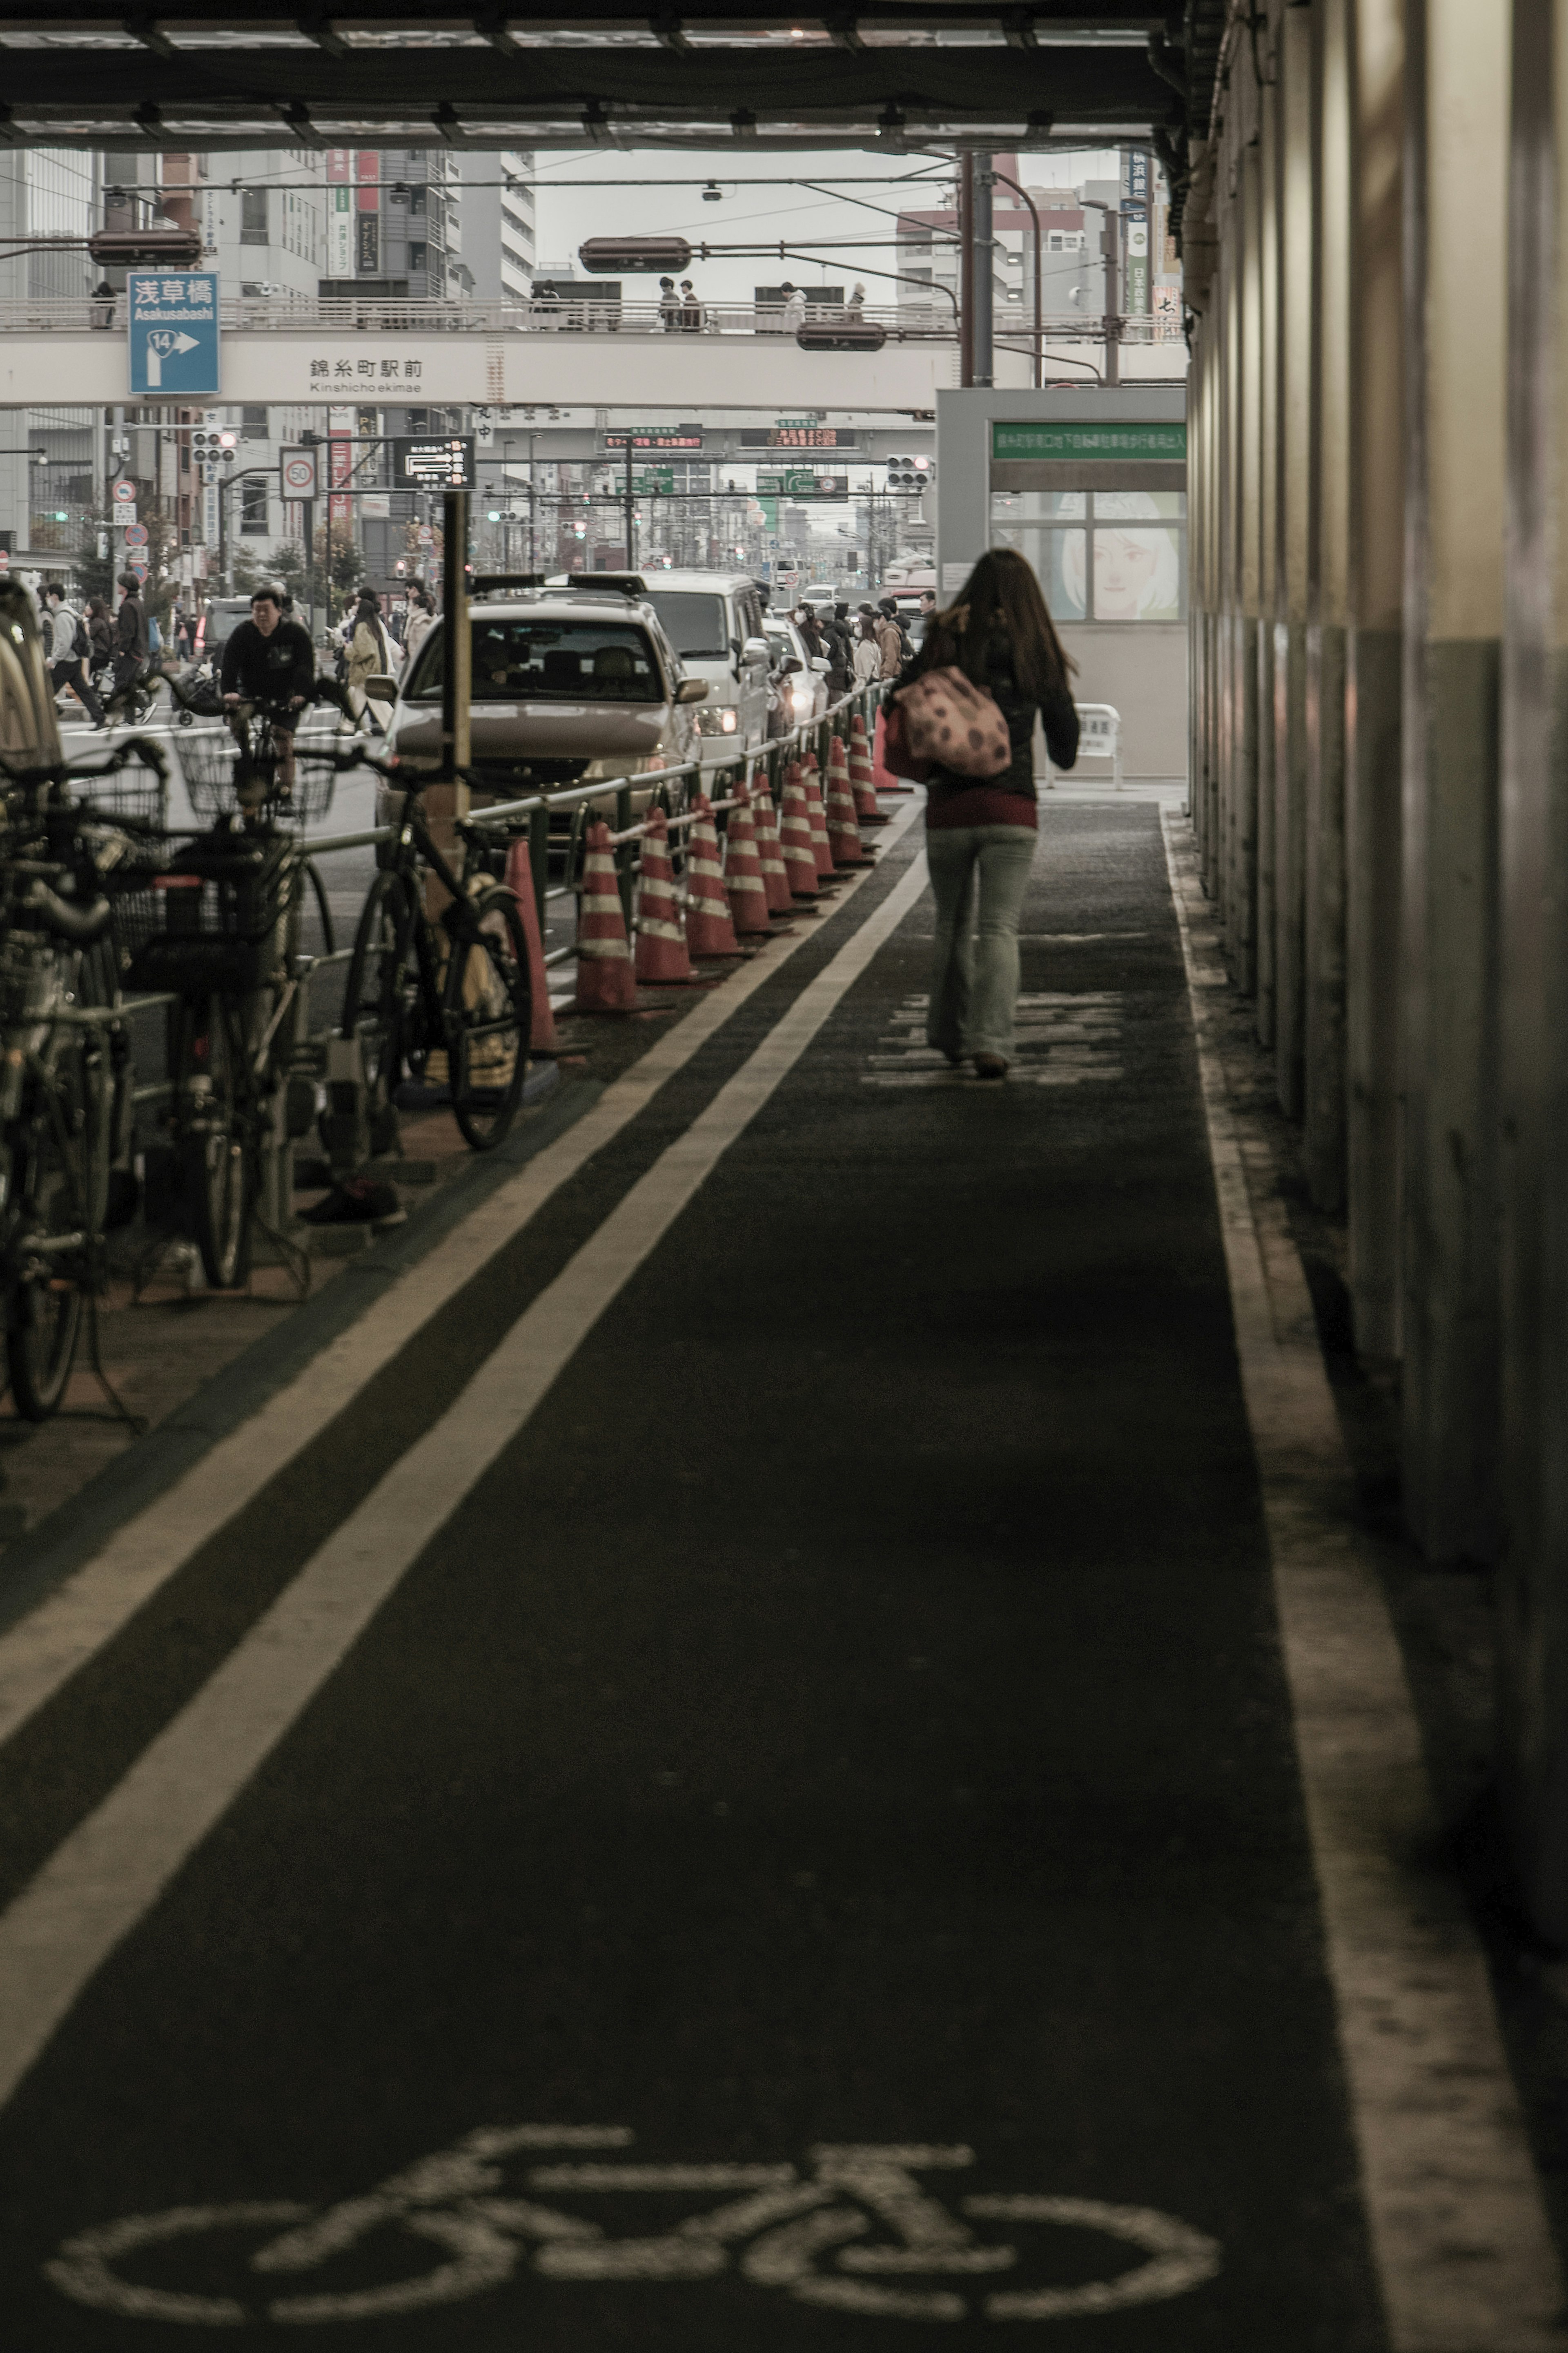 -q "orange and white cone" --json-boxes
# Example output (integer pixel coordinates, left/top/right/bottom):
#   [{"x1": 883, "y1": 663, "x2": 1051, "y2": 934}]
[
  {"x1": 824, "y1": 735, "x2": 873, "y2": 868},
  {"x1": 801, "y1": 752, "x2": 837, "y2": 883},
  {"x1": 847, "y1": 713, "x2": 886, "y2": 824},
  {"x1": 872, "y1": 703, "x2": 911, "y2": 792},
  {"x1": 633, "y1": 809, "x2": 697, "y2": 984},
  {"x1": 503, "y1": 834, "x2": 560, "y2": 1051},
  {"x1": 572, "y1": 818, "x2": 637, "y2": 1013},
  {"x1": 684, "y1": 794, "x2": 743, "y2": 957},
  {"x1": 779, "y1": 763, "x2": 824, "y2": 899},
  {"x1": 723, "y1": 789, "x2": 773, "y2": 937},
  {"x1": 748, "y1": 777, "x2": 795, "y2": 915}
]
